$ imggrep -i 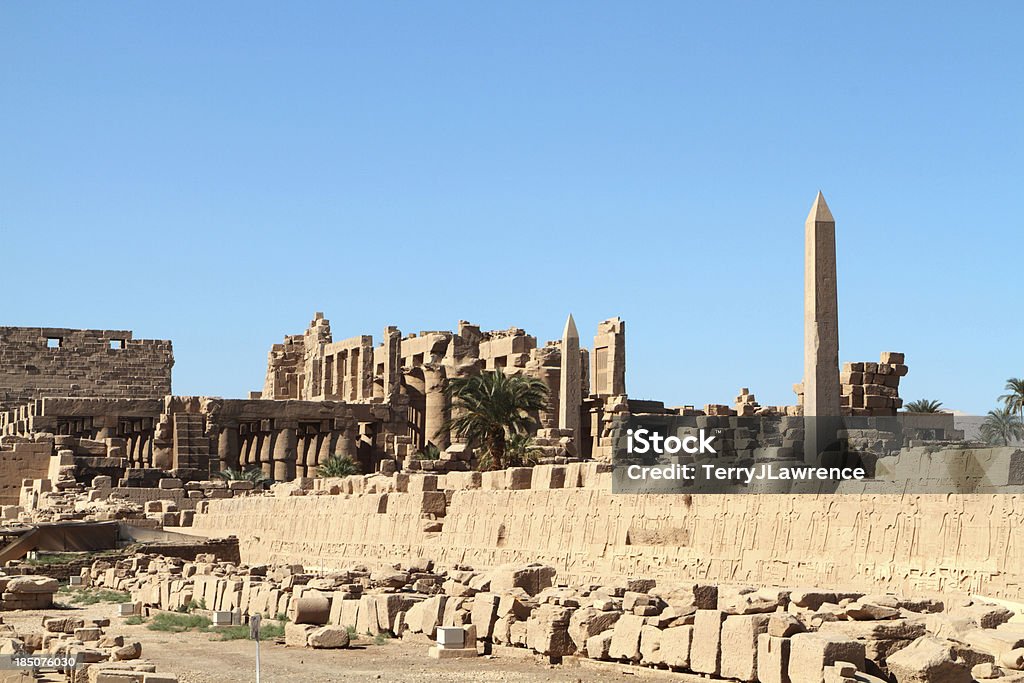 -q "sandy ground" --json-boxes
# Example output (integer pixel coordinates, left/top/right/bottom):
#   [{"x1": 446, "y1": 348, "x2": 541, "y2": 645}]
[{"x1": 3, "y1": 602, "x2": 695, "y2": 683}]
